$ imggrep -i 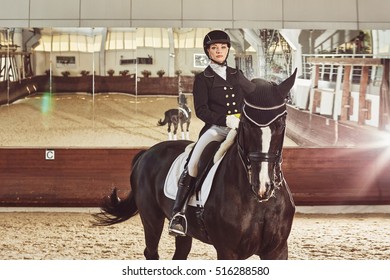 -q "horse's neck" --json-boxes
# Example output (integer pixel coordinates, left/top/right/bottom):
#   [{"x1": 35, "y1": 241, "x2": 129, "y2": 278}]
[
  {"x1": 215, "y1": 144, "x2": 251, "y2": 200},
  {"x1": 180, "y1": 104, "x2": 190, "y2": 113},
  {"x1": 224, "y1": 144, "x2": 244, "y2": 172}
]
